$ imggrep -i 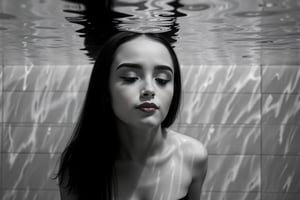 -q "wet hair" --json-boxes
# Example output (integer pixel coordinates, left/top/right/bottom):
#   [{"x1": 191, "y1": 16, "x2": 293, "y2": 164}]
[{"x1": 56, "y1": 31, "x2": 182, "y2": 199}]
